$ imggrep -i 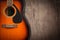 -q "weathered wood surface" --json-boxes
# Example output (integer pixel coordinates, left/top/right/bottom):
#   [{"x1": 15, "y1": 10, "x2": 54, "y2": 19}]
[{"x1": 25, "y1": 0, "x2": 59, "y2": 40}]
